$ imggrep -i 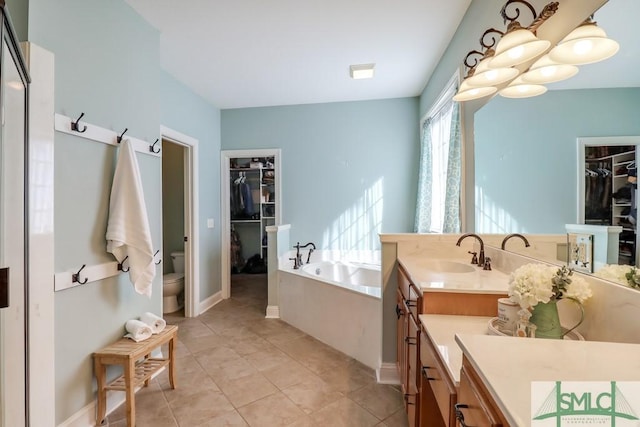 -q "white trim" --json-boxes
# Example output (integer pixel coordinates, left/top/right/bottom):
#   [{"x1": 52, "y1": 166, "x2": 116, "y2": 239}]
[
  {"x1": 421, "y1": 71, "x2": 459, "y2": 124},
  {"x1": 56, "y1": 368, "x2": 166, "y2": 427},
  {"x1": 376, "y1": 363, "x2": 400, "y2": 385},
  {"x1": 221, "y1": 149, "x2": 282, "y2": 300},
  {"x1": 198, "y1": 290, "x2": 223, "y2": 314},
  {"x1": 24, "y1": 41, "x2": 56, "y2": 427},
  {"x1": 265, "y1": 305, "x2": 280, "y2": 318},
  {"x1": 54, "y1": 114, "x2": 161, "y2": 158},
  {"x1": 160, "y1": 126, "x2": 200, "y2": 318}
]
